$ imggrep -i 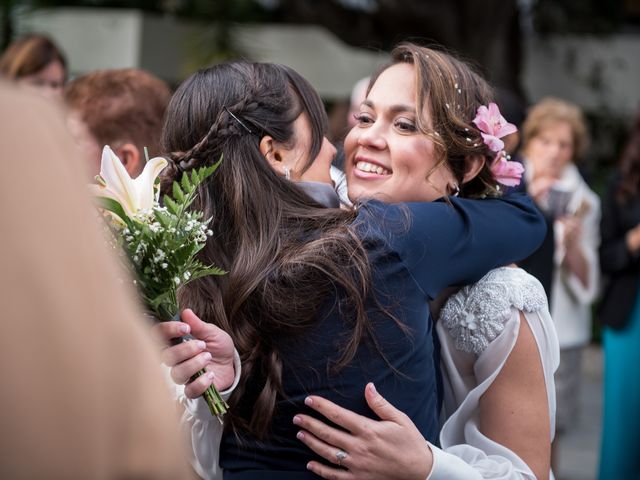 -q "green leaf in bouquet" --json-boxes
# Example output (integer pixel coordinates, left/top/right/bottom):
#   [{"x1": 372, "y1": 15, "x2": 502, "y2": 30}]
[
  {"x1": 172, "y1": 243, "x2": 195, "y2": 267},
  {"x1": 164, "y1": 196, "x2": 180, "y2": 216},
  {"x1": 148, "y1": 290, "x2": 178, "y2": 316},
  {"x1": 202, "y1": 157, "x2": 223, "y2": 178},
  {"x1": 172, "y1": 182, "x2": 186, "y2": 203},
  {"x1": 154, "y1": 209, "x2": 172, "y2": 229},
  {"x1": 181, "y1": 170, "x2": 192, "y2": 194},
  {"x1": 191, "y1": 242, "x2": 207, "y2": 255},
  {"x1": 98, "y1": 196, "x2": 132, "y2": 226},
  {"x1": 189, "y1": 265, "x2": 226, "y2": 281}
]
